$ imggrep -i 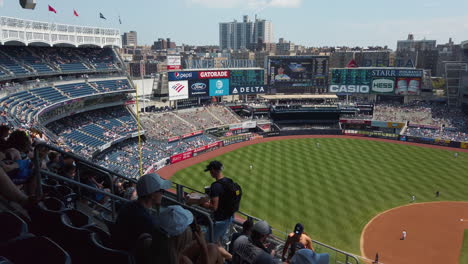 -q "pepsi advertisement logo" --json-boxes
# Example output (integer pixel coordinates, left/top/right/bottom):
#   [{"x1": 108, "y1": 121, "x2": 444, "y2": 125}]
[
  {"x1": 168, "y1": 71, "x2": 198, "y2": 81},
  {"x1": 188, "y1": 80, "x2": 209, "y2": 96}
]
